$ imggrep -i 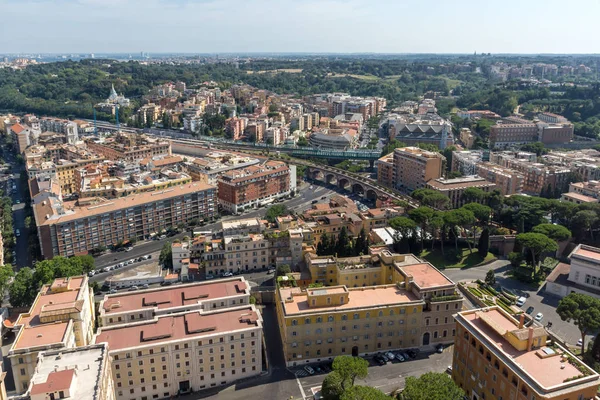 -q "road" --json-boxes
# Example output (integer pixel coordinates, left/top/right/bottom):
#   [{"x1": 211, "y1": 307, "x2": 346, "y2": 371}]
[
  {"x1": 1, "y1": 147, "x2": 32, "y2": 270},
  {"x1": 444, "y1": 260, "x2": 584, "y2": 344}
]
